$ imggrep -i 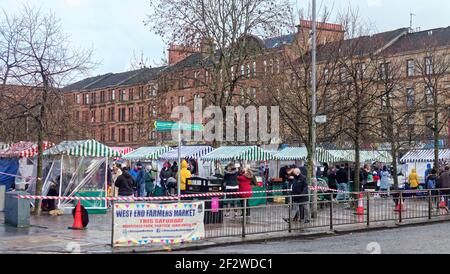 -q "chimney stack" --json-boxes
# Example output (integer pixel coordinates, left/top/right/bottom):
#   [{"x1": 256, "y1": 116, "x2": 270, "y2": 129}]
[
  {"x1": 168, "y1": 44, "x2": 200, "y2": 65},
  {"x1": 296, "y1": 20, "x2": 345, "y2": 45}
]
